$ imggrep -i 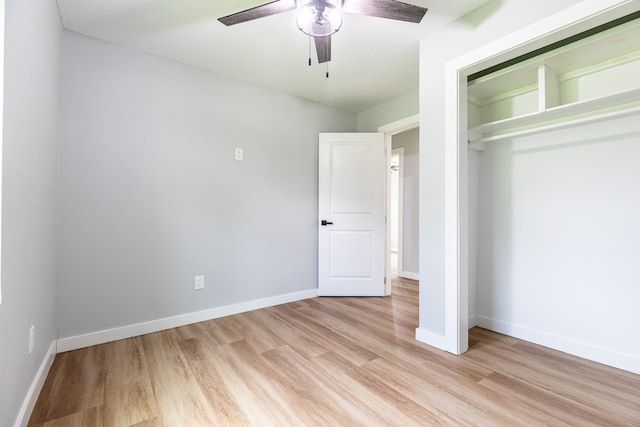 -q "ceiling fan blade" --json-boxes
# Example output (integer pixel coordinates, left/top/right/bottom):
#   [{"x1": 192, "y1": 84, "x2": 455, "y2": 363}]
[
  {"x1": 218, "y1": 0, "x2": 297, "y2": 26},
  {"x1": 314, "y1": 36, "x2": 332, "y2": 64},
  {"x1": 342, "y1": 0, "x2": 428, "y2": 23}
]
